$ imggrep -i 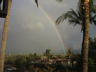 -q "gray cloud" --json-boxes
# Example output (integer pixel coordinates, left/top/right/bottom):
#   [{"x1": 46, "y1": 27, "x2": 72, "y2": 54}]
[{"x1": 0, "y1": 0, "x2": 96, "y2": 55}]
